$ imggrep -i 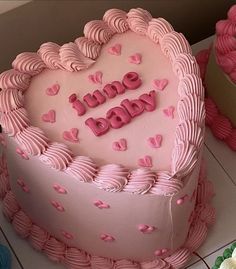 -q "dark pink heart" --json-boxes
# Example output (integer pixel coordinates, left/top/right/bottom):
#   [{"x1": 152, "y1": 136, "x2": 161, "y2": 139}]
[
  {"x1": 88, "y1": 71, "x2": 103, "y2": 84},
  {"x1": 128, "y1": 53, "x2": 142, "y2": 64},
  {"x1": 46, "y1": 83, "x2": 60, "y2": 96},
  {"x1": 42, "y1": 109, "x2": 56, "y2": 123},
  {"x1": 147, "y1": 134, "x2": 162, "y2": 148},
  {"x1": 108, "y1": 43, "x2": 122, "y2": 56},
  {"x1": 63, "y1": 128, "x2": 79, "y2": 143}
]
